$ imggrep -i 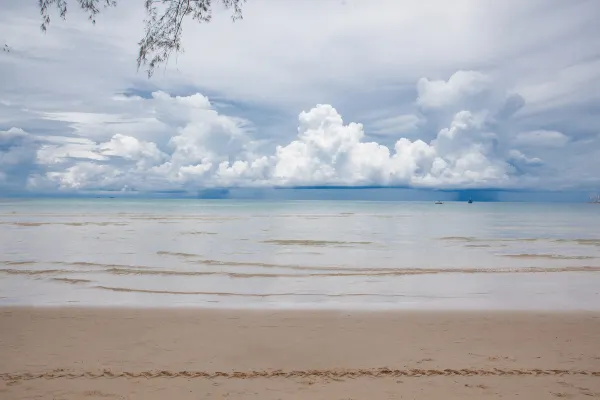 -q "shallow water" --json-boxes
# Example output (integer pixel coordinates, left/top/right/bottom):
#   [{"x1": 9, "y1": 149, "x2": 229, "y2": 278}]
[{"x1": 1, "y1": 199, "x2": 599, "y2": 309}]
